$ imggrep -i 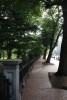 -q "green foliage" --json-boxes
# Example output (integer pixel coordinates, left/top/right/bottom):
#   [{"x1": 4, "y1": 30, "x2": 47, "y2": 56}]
[
  {"x1": 12, "y1": 34, "x2": 43, "y2": 64},
  {"x1": 0, "y1": 0, "x2": 63, "y2": 63},
  {"x1": 0, "y1": 0, "x2": 41, "y2": 60},
  {"x1": 43, "y1": 0, "x2": 63, "y2": 8},
  {"x1": 40, "y1": 6, "x2": 63, "y2": 62}
]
